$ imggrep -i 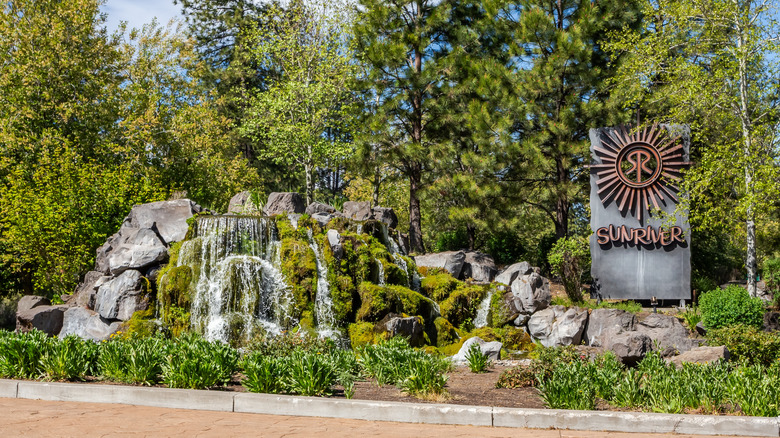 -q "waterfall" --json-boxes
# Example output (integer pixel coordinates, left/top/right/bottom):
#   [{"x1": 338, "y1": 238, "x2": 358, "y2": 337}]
[
  {"x1": 306, "y1": 229, "x2": 337, "y2": 338},
  {"x1": 474, "y1": 290, "x2": 494, "y2": 328},
  {"x1": 376, "y1": 259, "x2": 385, "y2": 285},
  {"x1": 380, "y1": 223, "x2": 420, "y2": 291},
  {"x1": 176, "y1": 216, "x2": 295, "y2": 344}
]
